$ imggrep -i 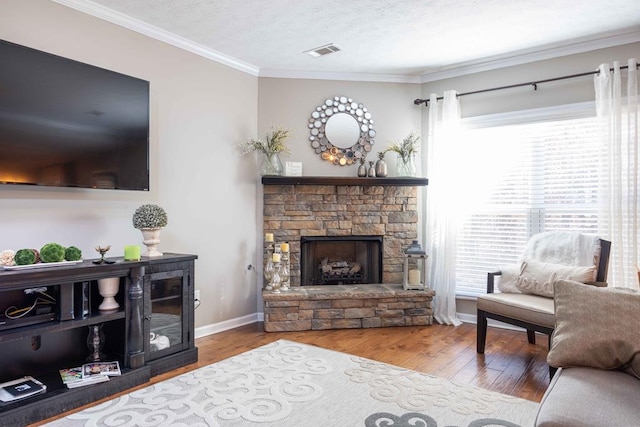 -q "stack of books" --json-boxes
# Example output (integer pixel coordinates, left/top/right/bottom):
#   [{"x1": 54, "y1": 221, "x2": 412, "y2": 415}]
[{"x1": 59, "y1": 361, "x2": 121, "y2": 389}]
